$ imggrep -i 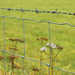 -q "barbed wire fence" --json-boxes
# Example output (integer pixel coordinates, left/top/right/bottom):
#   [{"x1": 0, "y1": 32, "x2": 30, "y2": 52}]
[
  {"x1": 0, "y1": 8, "x2": 75, "y2": 75},
  {"x1": 0, "y1": 7, "x2": 75, "y2": 15}
]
